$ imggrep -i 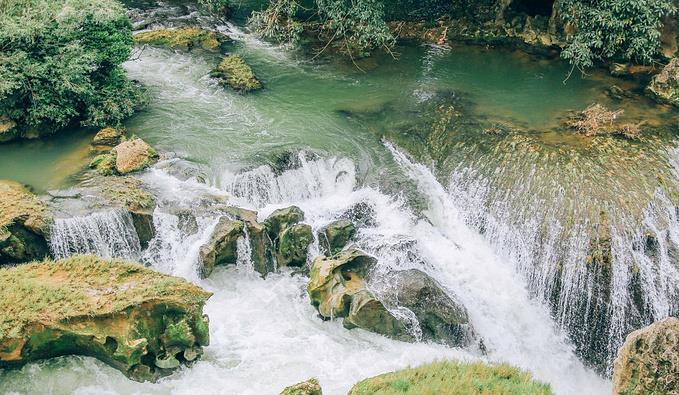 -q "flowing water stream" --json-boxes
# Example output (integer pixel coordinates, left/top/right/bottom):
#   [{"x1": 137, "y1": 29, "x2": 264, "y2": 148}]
[{"x1": 1, "y1": 2, "x2": 678, "y2": 394}]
